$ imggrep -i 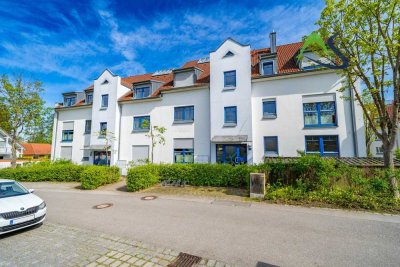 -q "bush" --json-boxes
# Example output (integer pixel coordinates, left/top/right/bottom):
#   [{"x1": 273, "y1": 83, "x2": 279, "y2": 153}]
[
  {"x1": 80, "y1": 166, "x2": 120, "y2": 190},
  {"x1": 126, "y1": 164, "x2": 160, "y2": 192},
  {"x1": 0, "y1": 163, "x2": 84, "y2": 182}
]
